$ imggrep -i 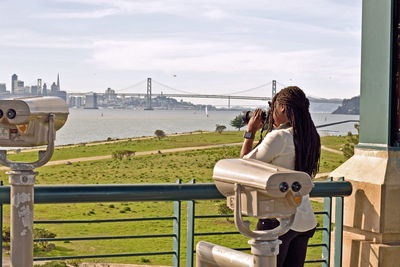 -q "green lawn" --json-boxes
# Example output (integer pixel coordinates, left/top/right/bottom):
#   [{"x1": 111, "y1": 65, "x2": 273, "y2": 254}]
[
  {"x1": 0, "y1": 132, "x2": 350, "y2": 266},
  {"x1": 7, "y1": 131, "x2": 348, "y2": 163}
]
